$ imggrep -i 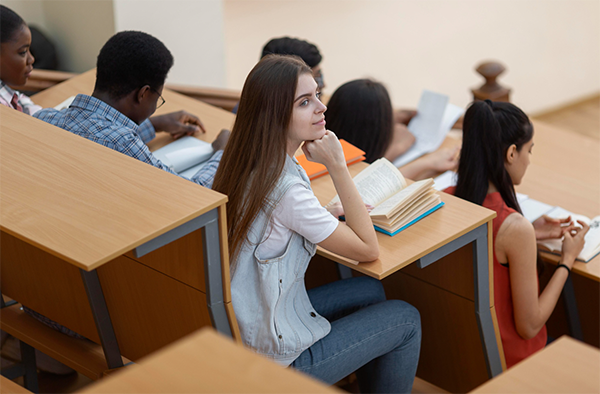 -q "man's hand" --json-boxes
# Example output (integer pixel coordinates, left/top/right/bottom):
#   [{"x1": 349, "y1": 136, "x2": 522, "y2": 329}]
[
  {"x1": 150, "y1": 110, "x2": 206, "y2": 139},
  {"x1": 212, "y1": 129, "x2": 230, "y2": 151}
]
